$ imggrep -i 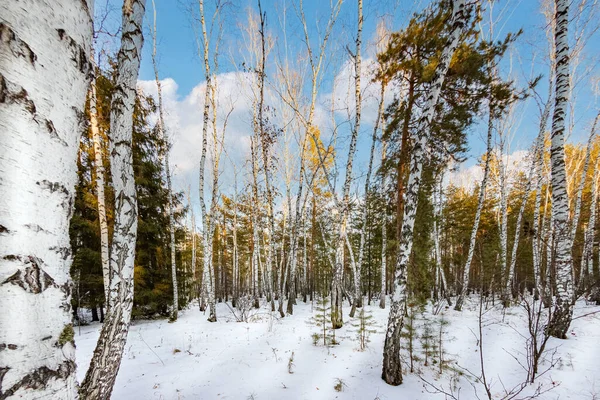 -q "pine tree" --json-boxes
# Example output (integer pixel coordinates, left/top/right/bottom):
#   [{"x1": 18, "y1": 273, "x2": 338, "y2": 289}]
[{"x1": 350, "y1": 306, "x2": 378, "y2": 351}]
